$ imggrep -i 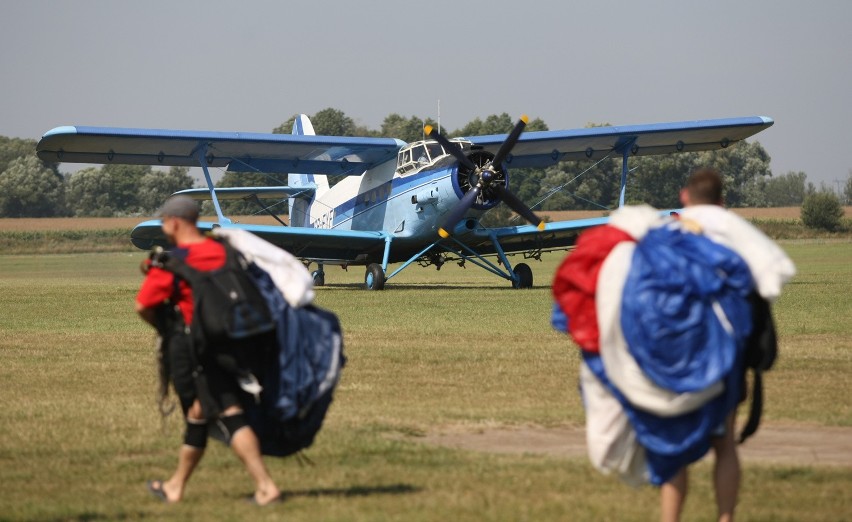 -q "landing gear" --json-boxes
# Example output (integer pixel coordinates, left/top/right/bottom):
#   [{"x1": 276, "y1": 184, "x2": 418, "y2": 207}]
[
  {"x1": 311, "y1": 263, "x2": 325, "y2": 286},
  {"x1": 364, "y1": 263, "x2": 385, "y2": 290},
  {"x1": 512, "y1": 263, "x2": 533, "y2": 289},
  {"x1": 312, "y1": 270, "x2": 325, "y2": 287}
]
